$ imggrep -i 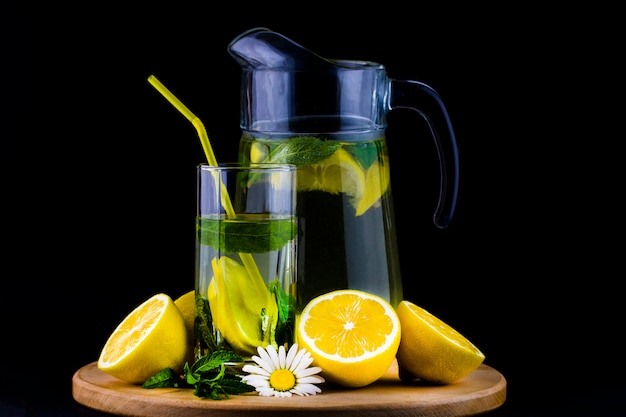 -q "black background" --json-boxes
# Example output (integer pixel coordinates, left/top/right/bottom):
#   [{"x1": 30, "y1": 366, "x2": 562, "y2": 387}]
[{"x1": 3, "y1": 1, "x2": 624, "y2": 416}]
